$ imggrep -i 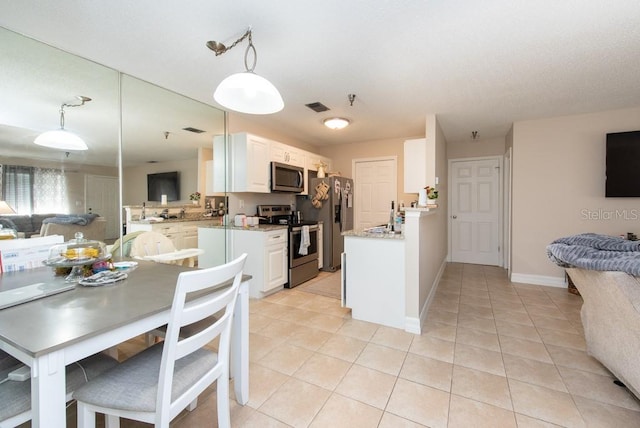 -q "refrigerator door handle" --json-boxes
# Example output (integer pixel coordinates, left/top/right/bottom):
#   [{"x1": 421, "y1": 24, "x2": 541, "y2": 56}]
[{"x1": 341, "y1": 252, "x2": 347, "y2": 307}]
